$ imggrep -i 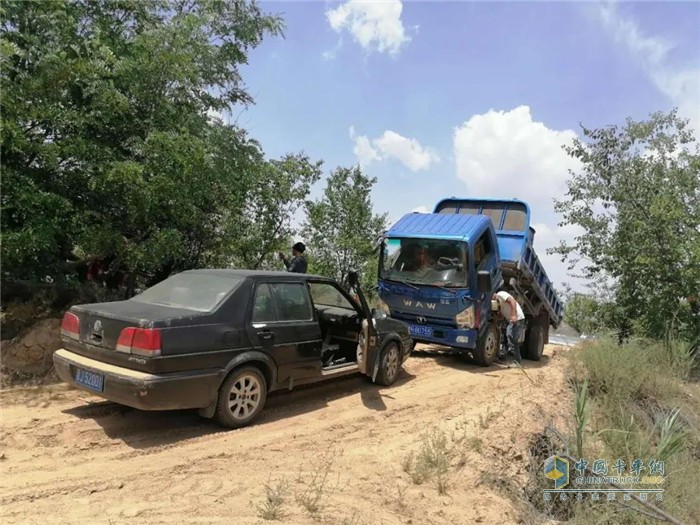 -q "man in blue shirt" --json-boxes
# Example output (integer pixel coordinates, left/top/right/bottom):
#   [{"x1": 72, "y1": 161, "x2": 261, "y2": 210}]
[{"x1": 279, "y1": 242, "x2": 308, "y2": 274}]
